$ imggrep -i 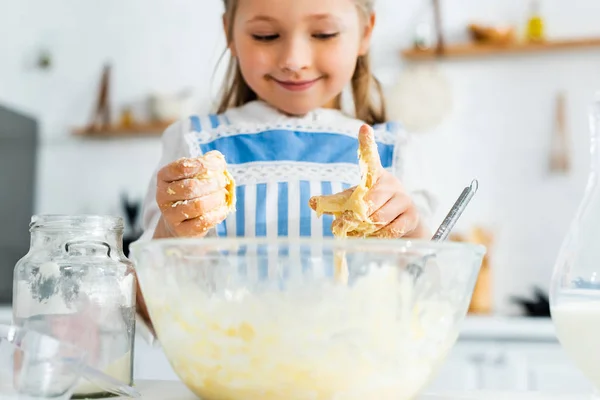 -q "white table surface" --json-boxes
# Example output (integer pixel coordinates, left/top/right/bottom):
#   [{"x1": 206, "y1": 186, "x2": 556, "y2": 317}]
[{"x1": 109, "y1": 380, "x2": 590, "y2": 400}]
